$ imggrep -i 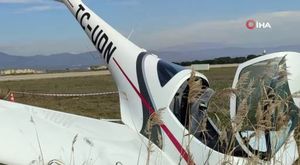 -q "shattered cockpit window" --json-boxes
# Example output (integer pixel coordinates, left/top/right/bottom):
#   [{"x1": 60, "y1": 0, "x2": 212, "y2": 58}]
[{"x1": 233, "y1": 56, "x2": 299, "y2": 158}]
